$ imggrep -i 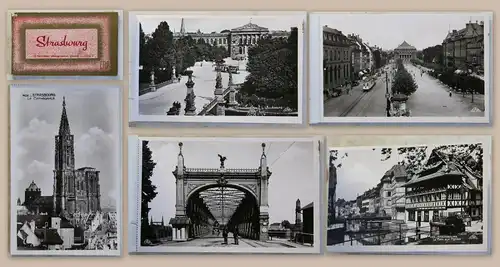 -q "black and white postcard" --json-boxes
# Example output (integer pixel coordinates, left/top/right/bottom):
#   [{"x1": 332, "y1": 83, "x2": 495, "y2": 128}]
[
  {"x1": 128, "y1": 136, "x2": 323, "y2": 254},
  {"x1": 327, "y1": 136, "x2": 491, "y2": 254},
  {"x1": 10, "y1": 84, "x2": 122, "y2": 256},
  {"x1": 309, "y1": 12, "x2": 493, "y2": 125},
  {"x1": 129, "y1": 11, "x2": 306, "y2": 125}
]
